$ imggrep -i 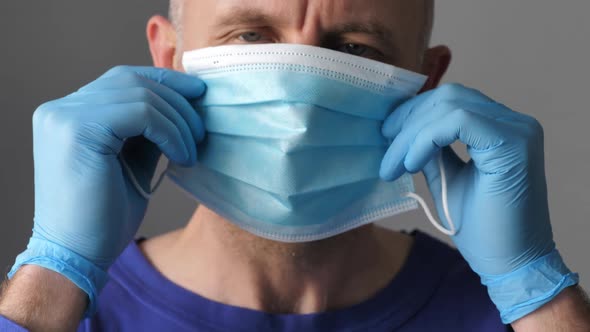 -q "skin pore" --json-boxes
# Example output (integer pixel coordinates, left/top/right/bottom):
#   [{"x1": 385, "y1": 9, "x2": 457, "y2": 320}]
[{"x1": 142, "y1": 0, "x2": 450, "y2": 314}]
